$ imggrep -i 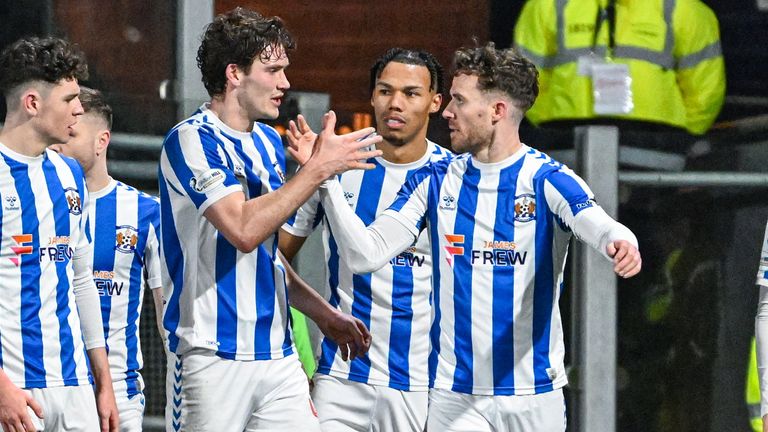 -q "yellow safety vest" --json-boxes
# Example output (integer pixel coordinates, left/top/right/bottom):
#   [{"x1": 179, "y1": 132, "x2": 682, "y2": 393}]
[
  {"x1": 748, "y1": 337, "x2": 763, "y2": 432},
  {"x1": 514, "y1": 0, "x2": 725, "y2": 135}
]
